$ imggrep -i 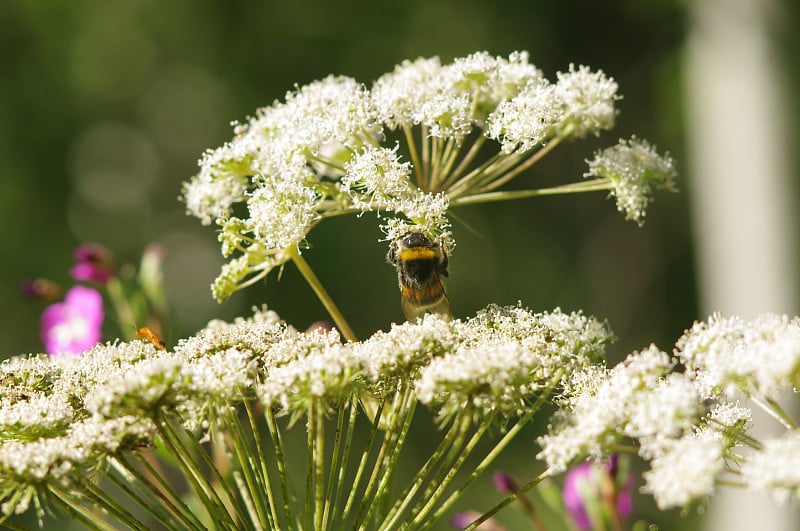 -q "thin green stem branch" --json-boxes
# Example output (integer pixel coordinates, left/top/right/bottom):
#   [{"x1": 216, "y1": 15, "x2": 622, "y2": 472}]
[
  {"x1": 129, "y1": 453, "x2": 205, "y2": 529},
  {"x1": 463, "y1": 469, "x2": 554, "y2": 531},
  {"x1": 265, "y1": 408, "x2": 297, "y2": 529},
  {"x1": 379, "y1": 408, "x2": 469, "y2": 530},
  {"x1": 402, "y1": 125, "x2": 424, "y2": 189},
  {"x1": 428, "y1": 371, "x2": 565, "y2": 528},
  {"x1": 288, "y1": 247, "x2": 358, "y2": 342},
  {"x1": 340, "y1": 398, "x2": 385, "y2": 525},
  {"x1": 314, "y1": 401, "x2": 326, "y2": 531},
  {"x1": 104, "y1": 468, "x2": 180, "y2": 530},
  {"x1": 478, "y1": 132, "x2": 568, "y2": 193},
  {"x1": 322, "y1": 399, "x2": 348, "y2": 529},
  {"x1": 330, "y1": 398, "x2": 363, "y2": 527},
  {"x1": 245, "y1": 400, "x2": 281, "y2": 528},
  {"x1": 449, "y1": 178, "x2": 611, "y2": 208}
]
